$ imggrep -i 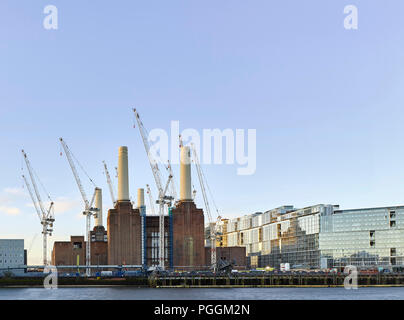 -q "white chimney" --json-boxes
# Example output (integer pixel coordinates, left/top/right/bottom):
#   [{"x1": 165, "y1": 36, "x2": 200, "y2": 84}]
[
  {"x1": 137, "y1": 188, "x2": 145, "y2": 208},
  {"x1": 180, "y1": 146, "x2": 192, "y2": 201},
  {"x1": 94, "y1": 187, "x2": 103, "y2": 227},
  {"x1": 117, "y1": 146, "x2": 130, "y2": 201}
]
